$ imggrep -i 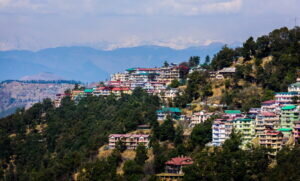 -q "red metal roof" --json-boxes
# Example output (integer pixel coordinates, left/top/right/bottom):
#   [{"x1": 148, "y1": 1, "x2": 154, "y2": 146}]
[
  {"x1": 96, "y1": 87, "x2": 112, "y2": 90},
  {"x1": 261, "y1": 112, "x2": 277, "y2": 117},
  {"x1": 112, "y1": 87, "x2": 130, "y2": 91},
  {"x1": 165, "y1": 157, "x2": 193, "y2": 166},
  {"x1": 109, "y1": 134, "x2": 149, "y2": 138},
  {"x1": 265, "y1": 129, "x2": 282, "y2": 135},
  {"x1": 262, "y1": 100, "x2": 276, "y2": 105}
]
